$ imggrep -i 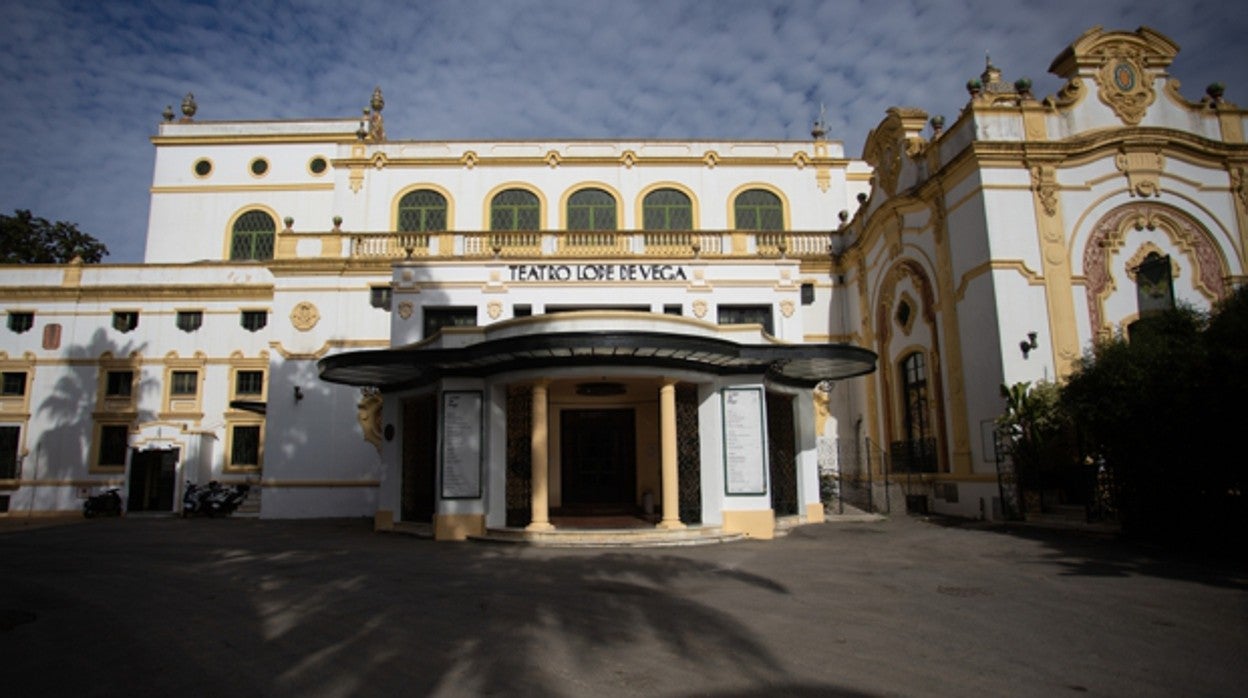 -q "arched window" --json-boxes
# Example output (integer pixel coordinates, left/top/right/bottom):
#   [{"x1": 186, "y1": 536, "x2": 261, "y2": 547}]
[
  {"x1": 398, "y1": 189, "x2": 448, "y2": 232},
  {"x1": 567, "y1": 189, "x2": 616, "y2": 231},
  {"x1": 229, "y1": 210, "x2": 276, "y2": 261},
  {"x1": 897, "y1": 352, "x2": 936, "y2": 473},
  {"x1": 490, "y1": 189, "x2": 540, "y2": 231},
  {"x1": 642, "y1": 188, "x2": 693, "y2": 230},
  {"x1": 734, "y1": 189, "x2": 784, "y2": 230}
]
